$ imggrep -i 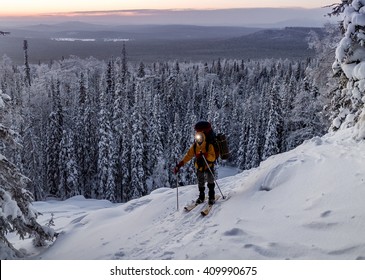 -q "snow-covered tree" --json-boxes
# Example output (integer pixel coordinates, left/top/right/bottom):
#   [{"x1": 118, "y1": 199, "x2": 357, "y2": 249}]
[
  {"x1": 148, "y1": 89, "x2": 169, "y2": 191},
  {"x1": 59, "y1": 129, "x2": 79, "y2": 199},
  {"x1": 286, "y1": 81, "x2": 326, "y2": 149},
  {"x1": 0, "y1": 90, "x2": 56, "y2": 259},
  {"x1": 0, "y1": 47, "x2": 331, "y2": 204},
  {"x1": 137, "y1": 62, "x2": 146, "y2": 78},
  {"x1": 96, "y1": 89, "x2": 111, "y2": 199},
  {"x1": 120, "y1": 109, "x2": 131, "y2": 202},
  {"x1": 46, "y1": 80, "x2": 63, "y2": 197},
  {"x1": 129, "y1": 83, "x2": 148, "y2": 199},
  {"x1": 330, "y1": 0, "x2": 365, "y2": 138},
  {"x1": 75, "y1": 72, "x2": 87, "y2": 193},
  {"x1": 262, "y1": 81, "x2": 284, "y2": 160}
]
